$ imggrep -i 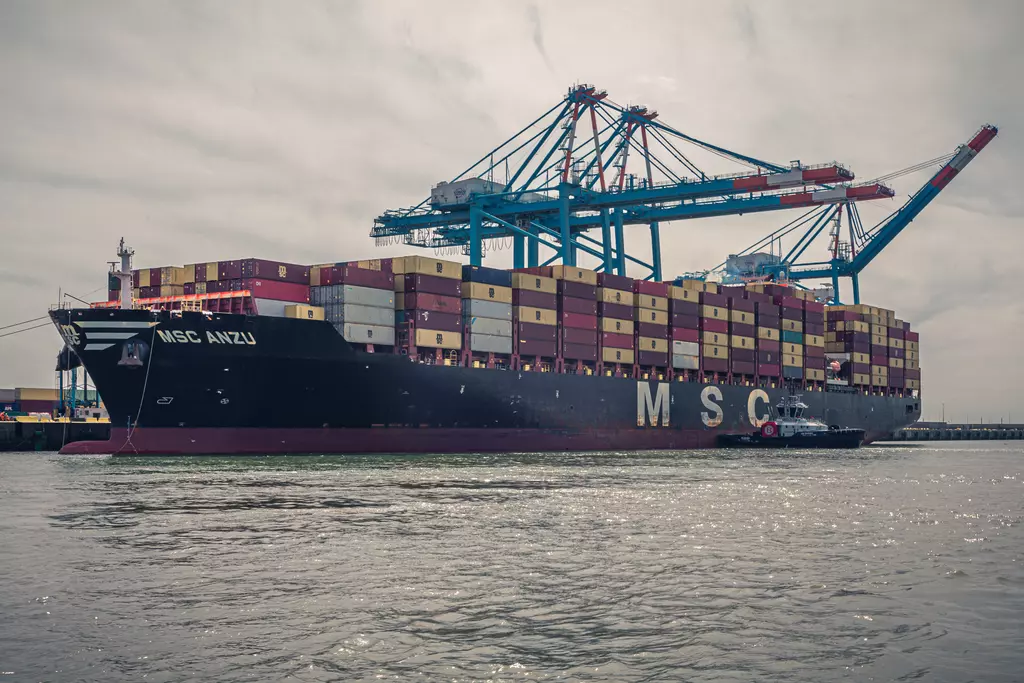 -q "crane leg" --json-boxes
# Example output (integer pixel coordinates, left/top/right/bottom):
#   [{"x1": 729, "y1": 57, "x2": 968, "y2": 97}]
[
  {"x1": 600, "y1": 209, "x2": 612, "y2": 274},
  {"x1": 831, "y1": 269, "x2": 841, "y2": 305},
  {"x1": 559, "y1": 189, "x2": 574, "y2": 266},
  {"x1": 469, "y1": 206, "x2": 483, "y2": 266},
  {"x1": 614, "y1": 209, "x2": 626, "y2": 275},
  {"x1": 649, "y1": 221, "x2": 662, "y2": 281},
  {"x1": 527, "y1": 226, "x2": 539, "y2": 267},
  {"x1": 851, "y1": 272, "x2": 861, "y2": 305},
  {"x1": 513, "y1": 234, "x2": 525, "y2": 269}
]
